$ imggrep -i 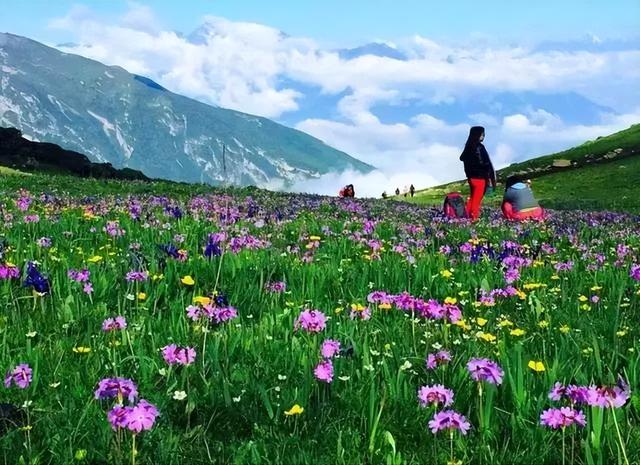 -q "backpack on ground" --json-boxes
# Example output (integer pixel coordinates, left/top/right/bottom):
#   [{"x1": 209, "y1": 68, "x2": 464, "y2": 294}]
[{"x1": 443, "y1": 192, "x2": 466, "y2": 218}]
